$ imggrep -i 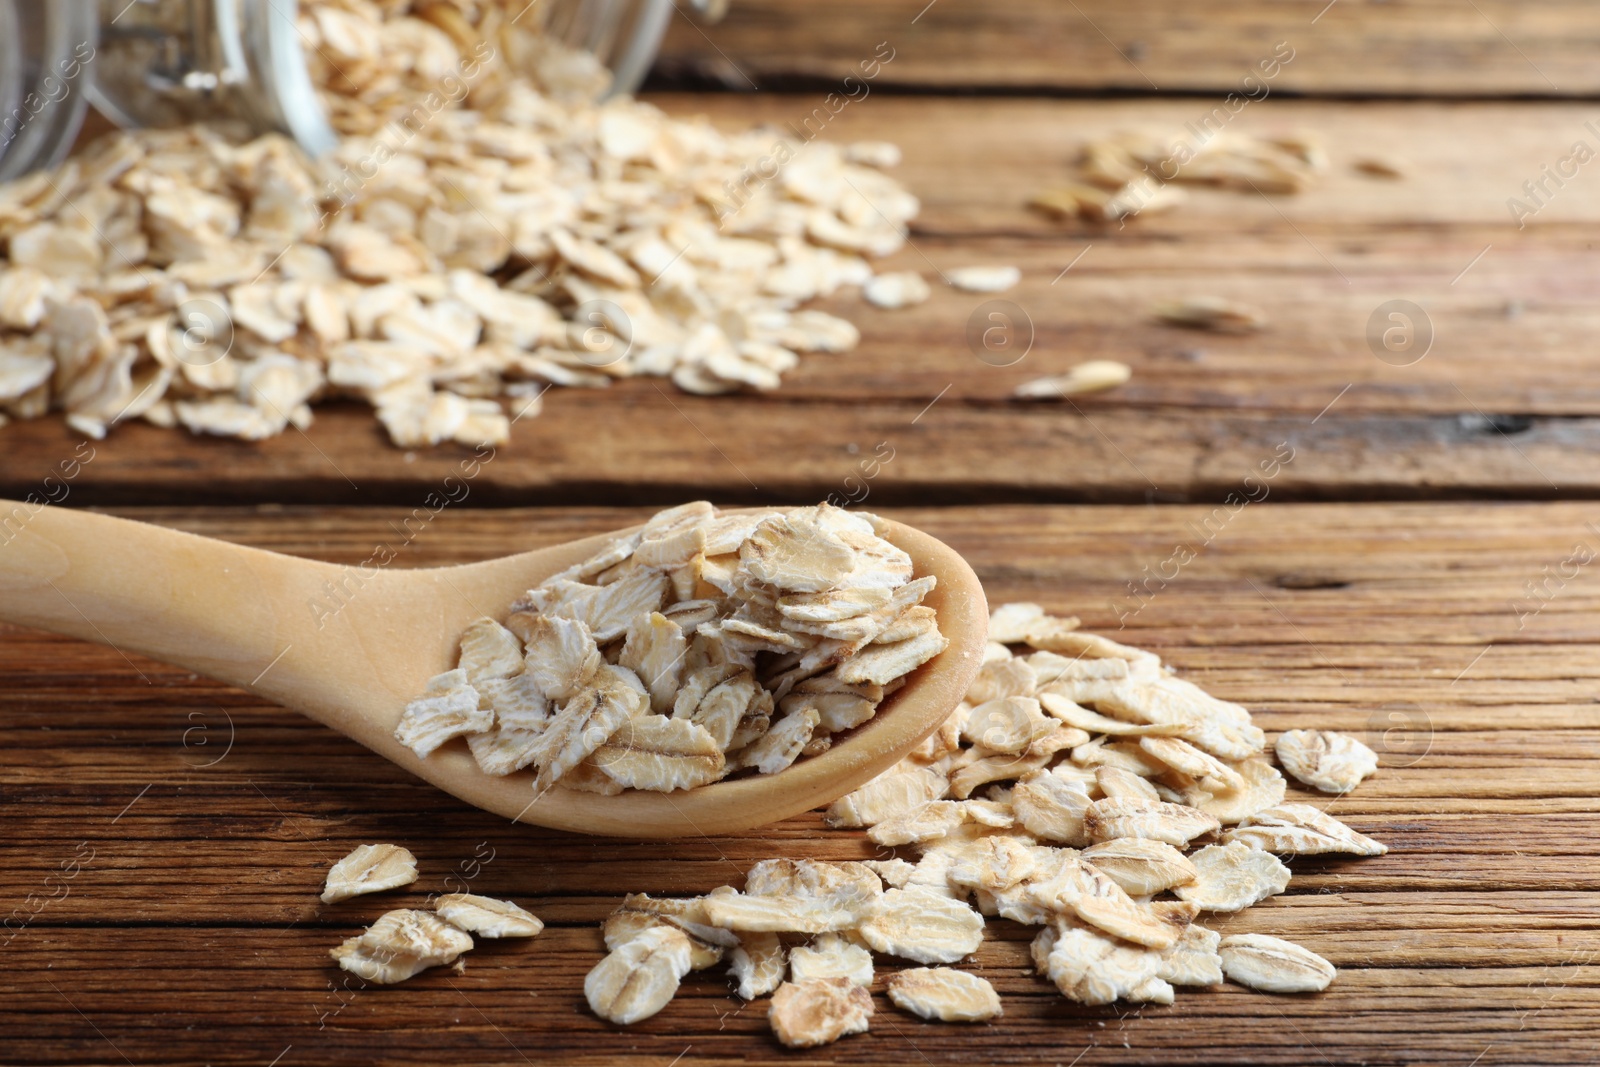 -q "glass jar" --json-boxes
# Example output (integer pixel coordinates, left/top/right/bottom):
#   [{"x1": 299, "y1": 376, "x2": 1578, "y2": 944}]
[
  {"x1": 0, "y1": 2, "x2": 98, "y2": 182},
  {"x1": 0, "y1": 0, "x2": 695, "y2": 181}
]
